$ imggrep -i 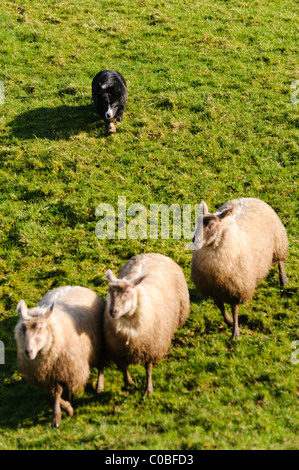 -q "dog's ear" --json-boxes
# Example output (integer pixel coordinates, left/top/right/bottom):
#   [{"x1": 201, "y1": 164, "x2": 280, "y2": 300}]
[
  {"x1": 113, "y1": 83, "x2": 121, "y2": 96},
  {"x1": 98, "y1": 83, "x2": 105, "y2": 94}
]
